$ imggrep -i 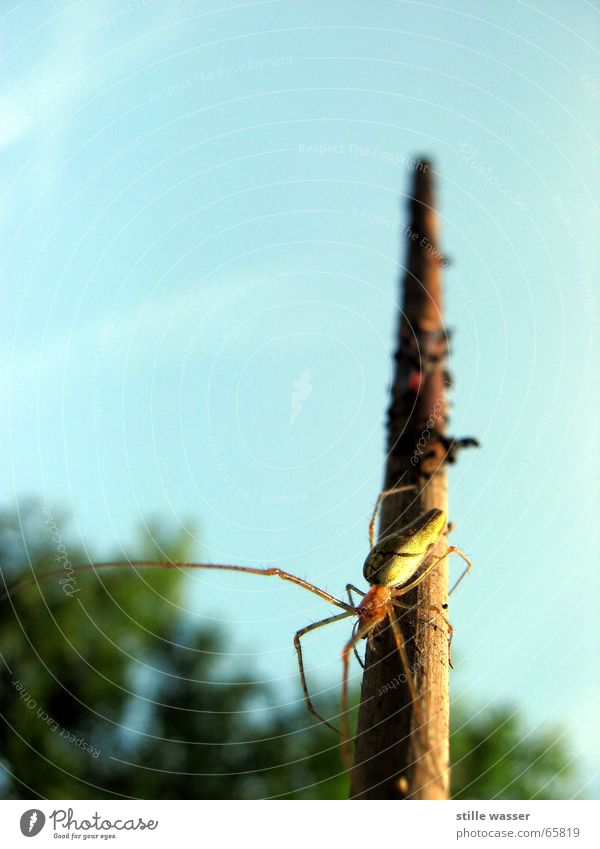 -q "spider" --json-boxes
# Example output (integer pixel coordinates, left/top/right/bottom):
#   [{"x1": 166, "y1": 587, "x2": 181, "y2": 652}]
[{"x1": 4, "y1": 486, "x2": 472, "y2": 768}]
